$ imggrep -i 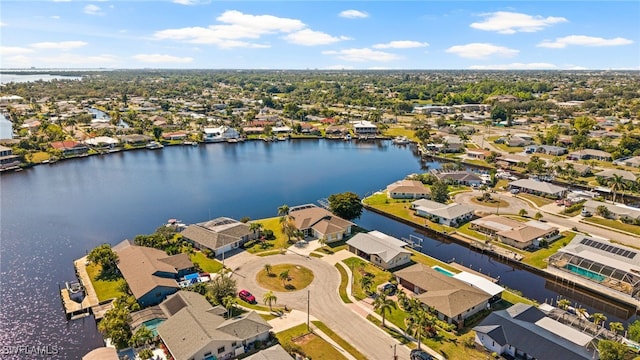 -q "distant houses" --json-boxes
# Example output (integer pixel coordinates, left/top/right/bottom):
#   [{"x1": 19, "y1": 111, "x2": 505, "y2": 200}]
[
  {"x1": 432, "y1": 170, "x2": 483, "y2": 187},
  {"x1": 181, "y1": 217, "x2": 253, "y2": 257},
  {"x1": 203, "y1": 126, "x2": 240, "y2": 142},
  {"x1": 50, "y1": 140, "x2": 89, "y2": 157},
  {"x1": 346, "y1": 230, "x2": 412, "y2": 270},
  {"x1": 567, "y1": 149, "x2": 612, "y2": 162},
  {"x1": 470, "y1": 215, "x2": 560, "y2": 250},
  {"x1": 0, "y1": 145, "x2": 21, "y2": 170},
  {"x1": 351, "y1": 120, "x2": 377, "y2": 136},
  {"x1": 508, "y1": 179, "x2": 567, "y2": 199}
]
